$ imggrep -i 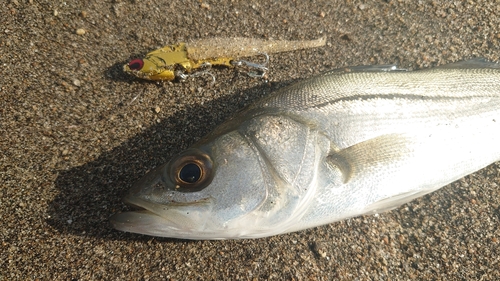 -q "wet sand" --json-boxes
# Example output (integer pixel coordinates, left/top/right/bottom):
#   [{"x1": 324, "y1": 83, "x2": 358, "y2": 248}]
[{"x1": 2, "y1": 1, "x2": 499, "y2": 280}]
